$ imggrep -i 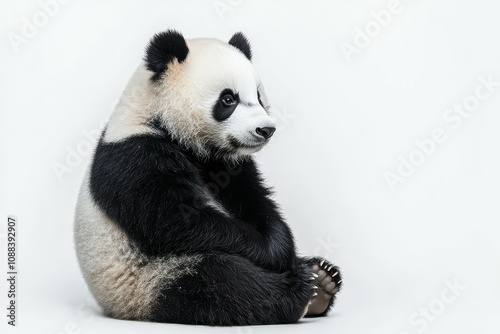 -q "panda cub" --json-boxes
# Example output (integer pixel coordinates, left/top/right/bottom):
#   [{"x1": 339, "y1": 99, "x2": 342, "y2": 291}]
[{"x1": 74, "y1": 30, "x2": 342, "y2": 326}]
